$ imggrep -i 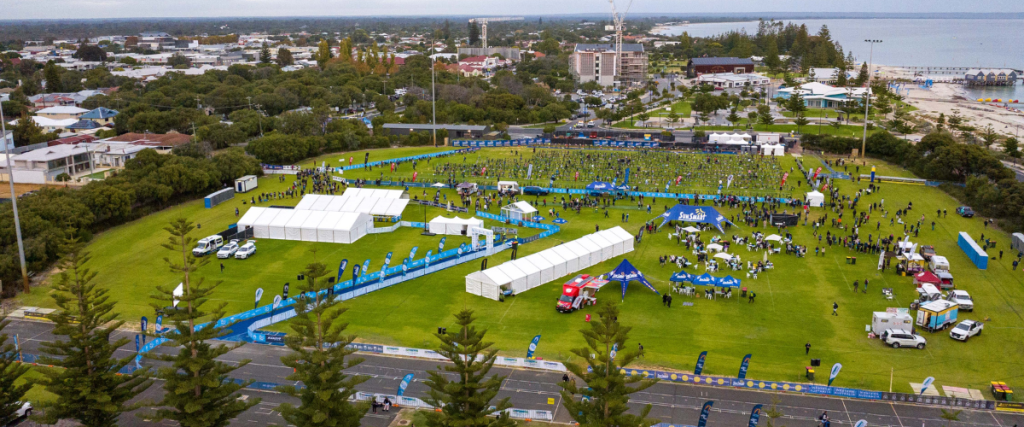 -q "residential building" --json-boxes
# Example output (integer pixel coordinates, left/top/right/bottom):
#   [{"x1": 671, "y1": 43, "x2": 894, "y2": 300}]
[
  {"x1": 89, "y1": 141, "x2": 147, "y2": 168},
  {"x1": 964, "y1": 69, "x2": 1020, "y2": 87},
  {"x1": 382, "y1": 123, "x2": 489, "y2": 139},
  {"x1": 66, "y1": 119, "x2": 105, "y2": 134},
  {"x1": 686, "y1": 57, "x2": 755, "y2": 78},
  {"x1": 10, "y1": 116, "x2": 78, "y2": 133},
  {"x1": 808, "y1": 68, "x2": 843, "y2": 85},
  {"x1": 569, "y1": 43, "x2": 648, "y2": 86},
  {"x1": 28, "y1": 89, "x2": 112, "y2": 108},
  {"x1": 81, "y1": 107, "x2": 119, "y2": 124},
  {"x1": 139, "y1": 32, "x2": 177, "y2": 50},
  {"x1": 2, "y1": 130, "x2": 12, "y2": 151},
  {"x1": 775, "y1": 82, "x2": 871, "y2": 109},
  {"x1": 697, "y1": 73, "x2": 771, "y2": 89},
  {"x1": 36, "y1": 106, "x2": 88, "y2": 120},
  {"x1": 8, "y1": 143, "x2": 95, "y2": 183},
  {"x1": 457, "y1": 47, "x2": 521, "y2": 61},
  {"x1": 107, "y1": 132, "x2": 192, "y2": 153}
]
